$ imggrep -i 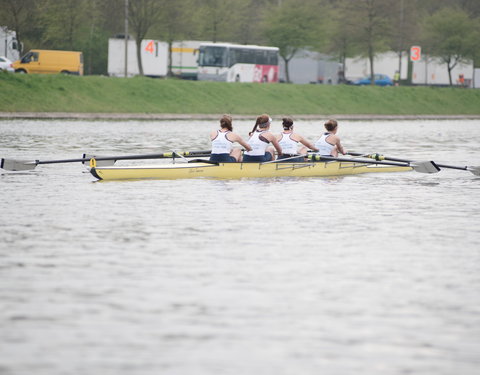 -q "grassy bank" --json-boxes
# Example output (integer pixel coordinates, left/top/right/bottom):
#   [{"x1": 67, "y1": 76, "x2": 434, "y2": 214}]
[{"x1": 1, "y1": 72, "x2": 480, "y2": 115}]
